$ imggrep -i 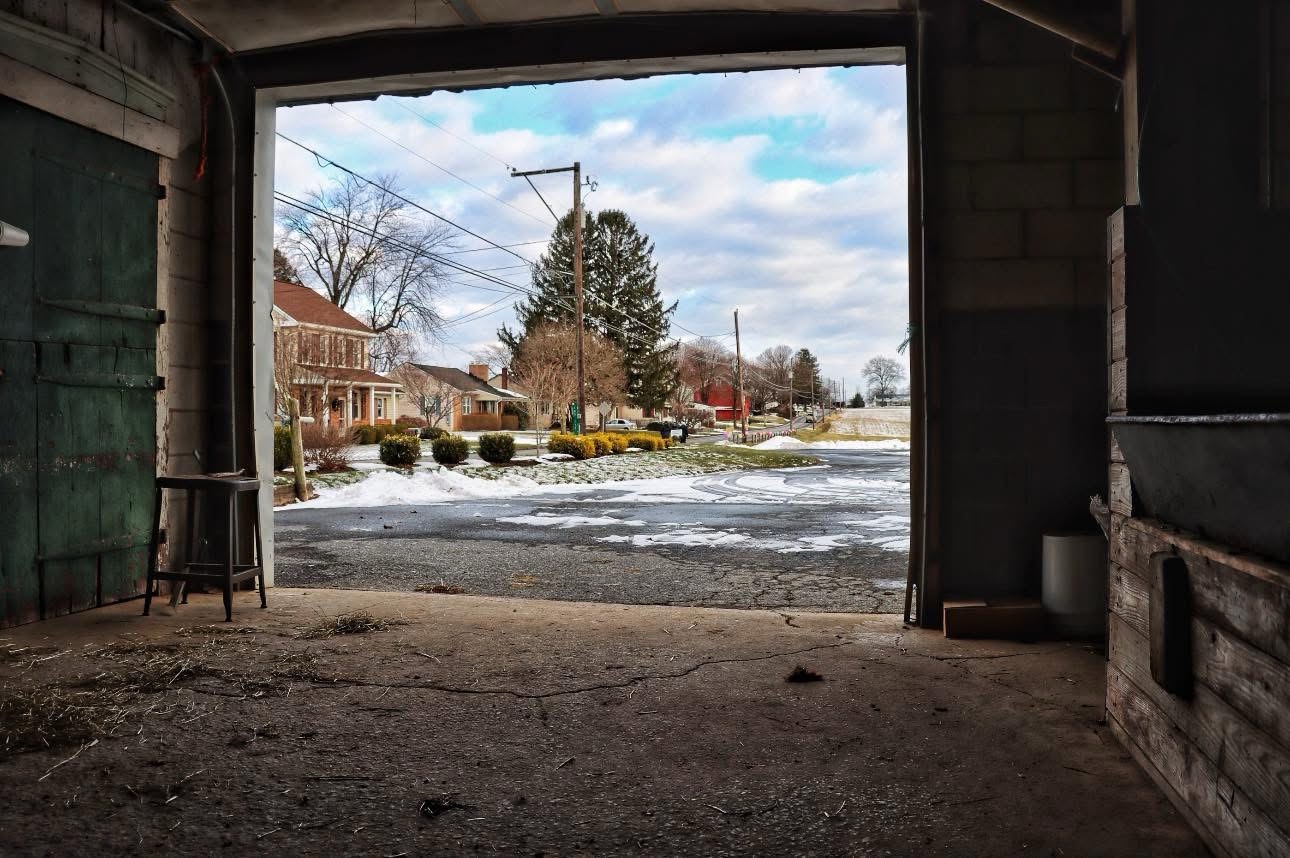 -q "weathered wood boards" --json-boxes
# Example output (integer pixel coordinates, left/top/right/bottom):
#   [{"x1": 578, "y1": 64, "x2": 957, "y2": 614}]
[
  {"x1": 1107, "y1": 516, "x2": 1290, "y2": 857},
  {"x1": 0, "y1": 96, "x2": 158, "y2": 626}
]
